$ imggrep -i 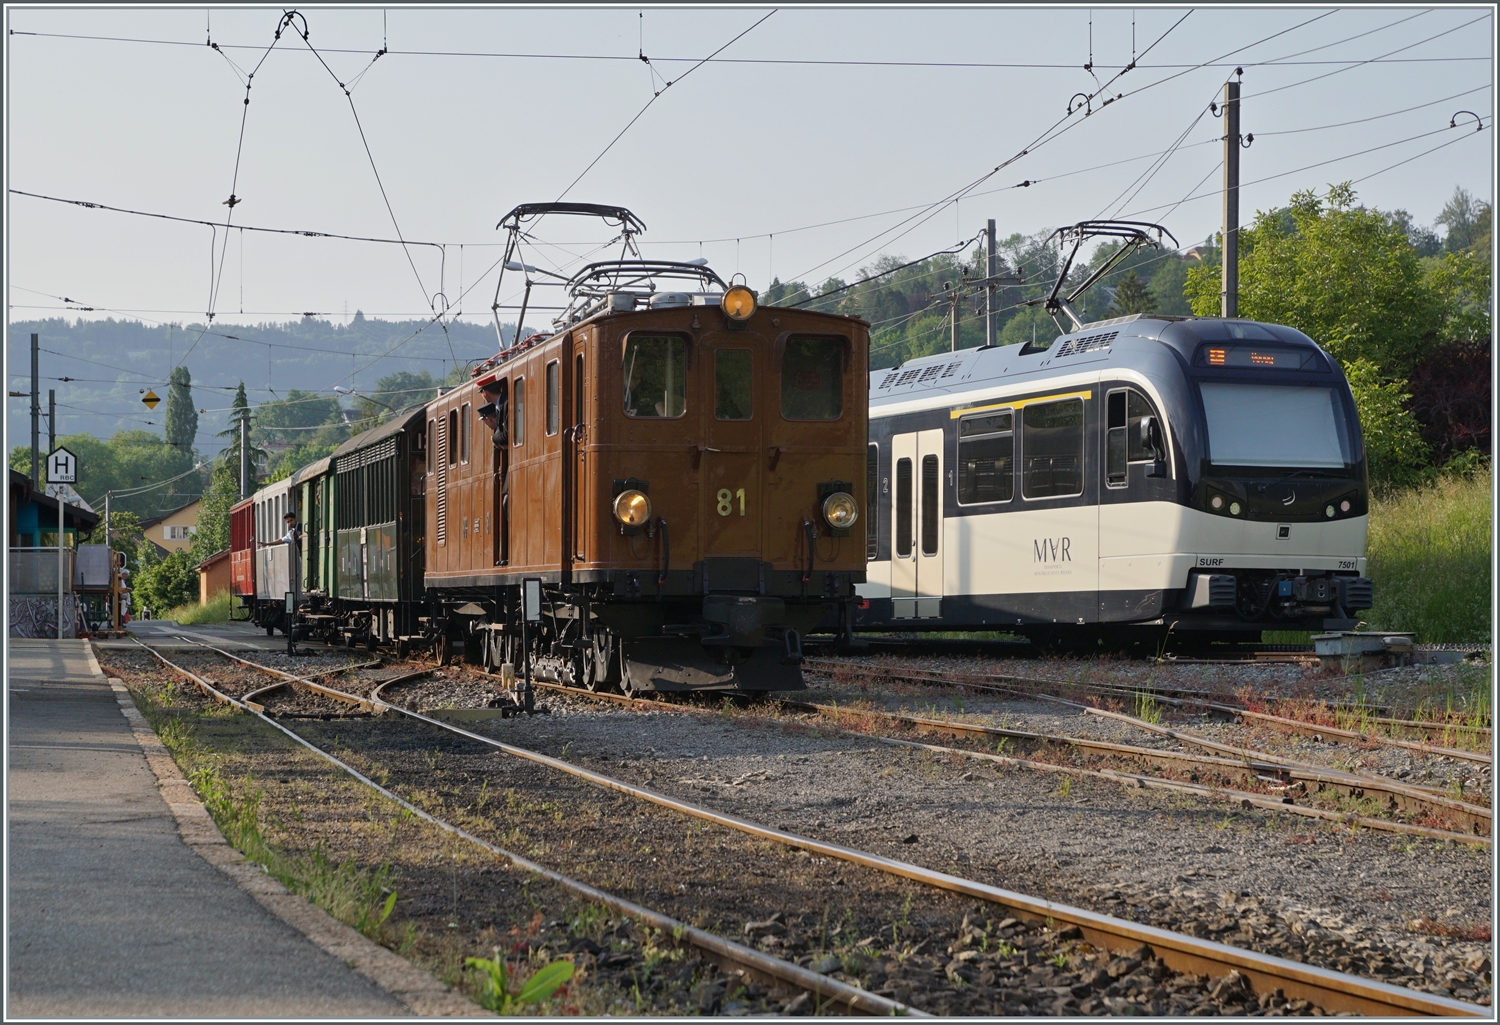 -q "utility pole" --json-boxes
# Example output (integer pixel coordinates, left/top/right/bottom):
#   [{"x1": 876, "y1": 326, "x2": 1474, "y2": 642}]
[
  {"x1": 1221, "y1": 73, "x2": 1242, "y2": 318},
  {"x1": 239, "y1": 410, "x2": 251, "y2": 499},
  {"x1": 30, "y1": 333, "x2": 39, "y2": 489},
  {"x1": 985, "y1": 219, "x2": 998, "y2": 348},
  {"x1": 926, "y1": 282, "x2": 966, "y2": 353},
  {"x1": 48, "y1": 389, "x2": 56, "y2": 453}
]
